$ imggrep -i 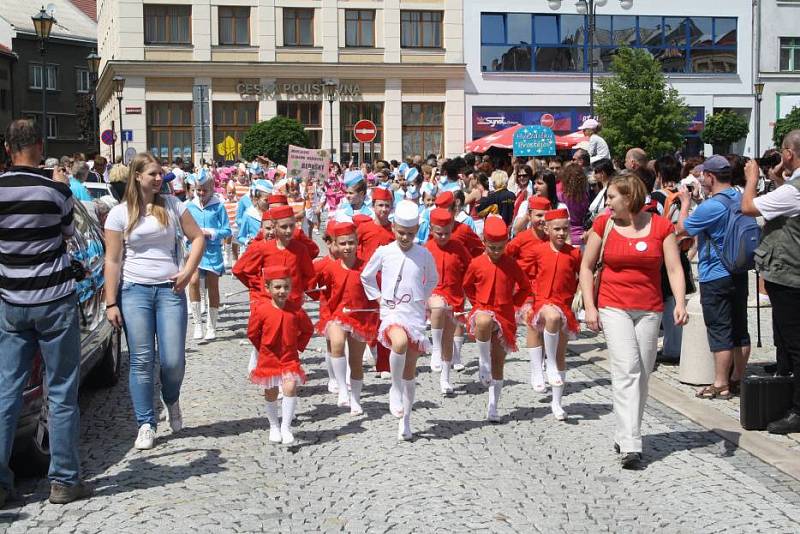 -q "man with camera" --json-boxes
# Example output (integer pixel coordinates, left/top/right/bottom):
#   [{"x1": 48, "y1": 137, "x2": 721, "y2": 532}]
[
  {"x1": 0, "y1": 119, "x2": 92, "y2": 505},
  {"x1": 742, "y1": 130, "x2": 800, "y2": 435}
]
